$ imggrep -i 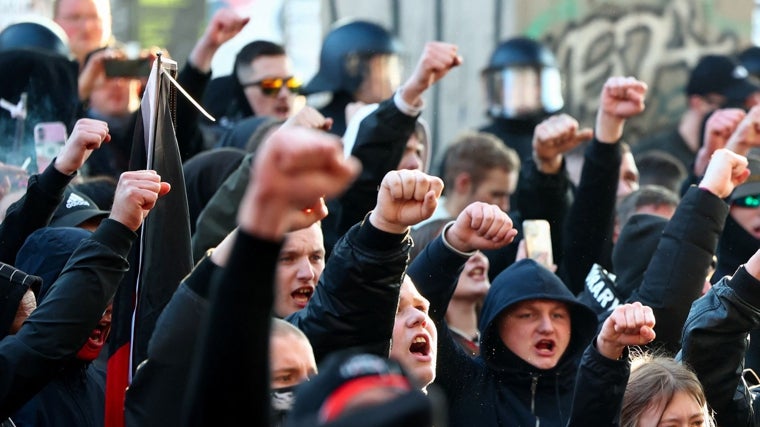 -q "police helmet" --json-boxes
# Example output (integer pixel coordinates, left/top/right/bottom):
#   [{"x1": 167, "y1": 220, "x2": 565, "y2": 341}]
[
  {"x1": 304, "y1": 20, "x2": 402, "y2": 95},
  {"x1": 482, "y1": 37, "x2": 564, "y2": 119},
  {"x1": 0, "y1": 19, "x2": 70, "y2": 58}
]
